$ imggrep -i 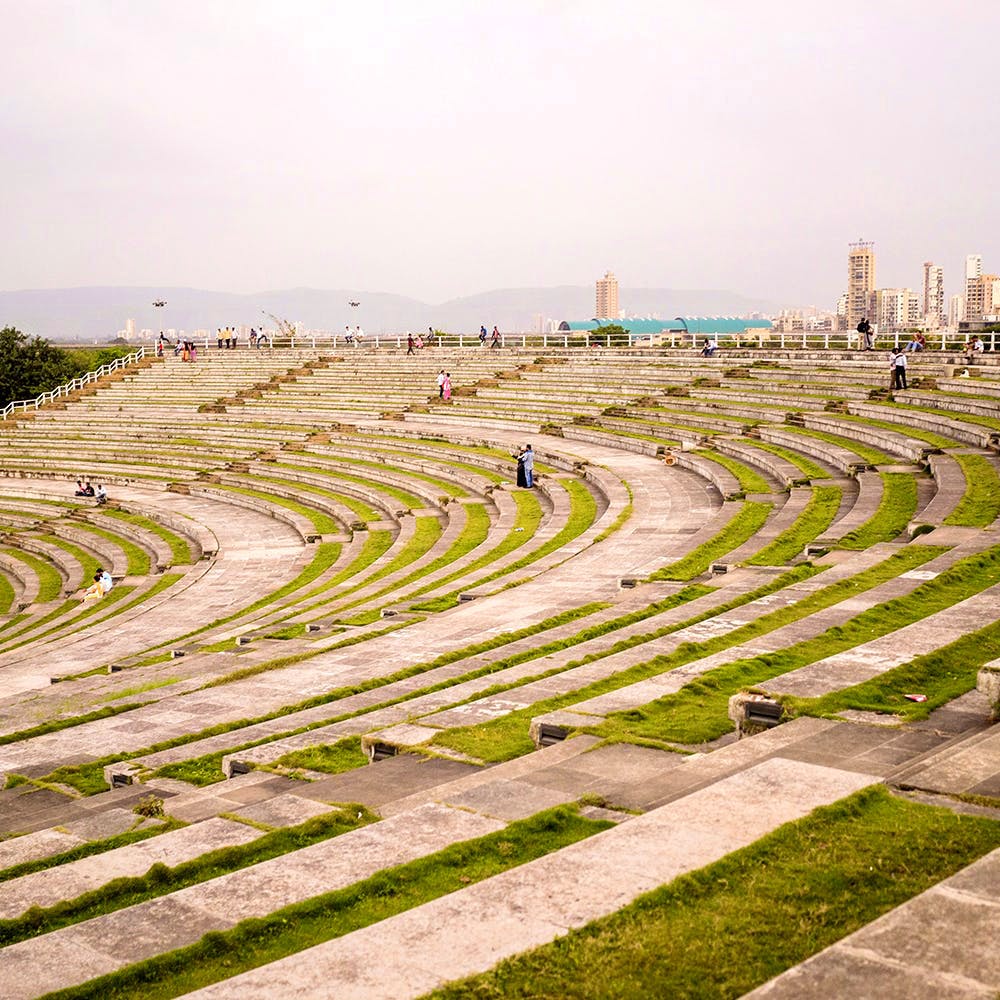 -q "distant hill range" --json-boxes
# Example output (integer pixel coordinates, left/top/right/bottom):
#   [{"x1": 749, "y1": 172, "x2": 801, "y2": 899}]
[{"x1": 0, "y1": 285, "x2": 779, "y2": 341}]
